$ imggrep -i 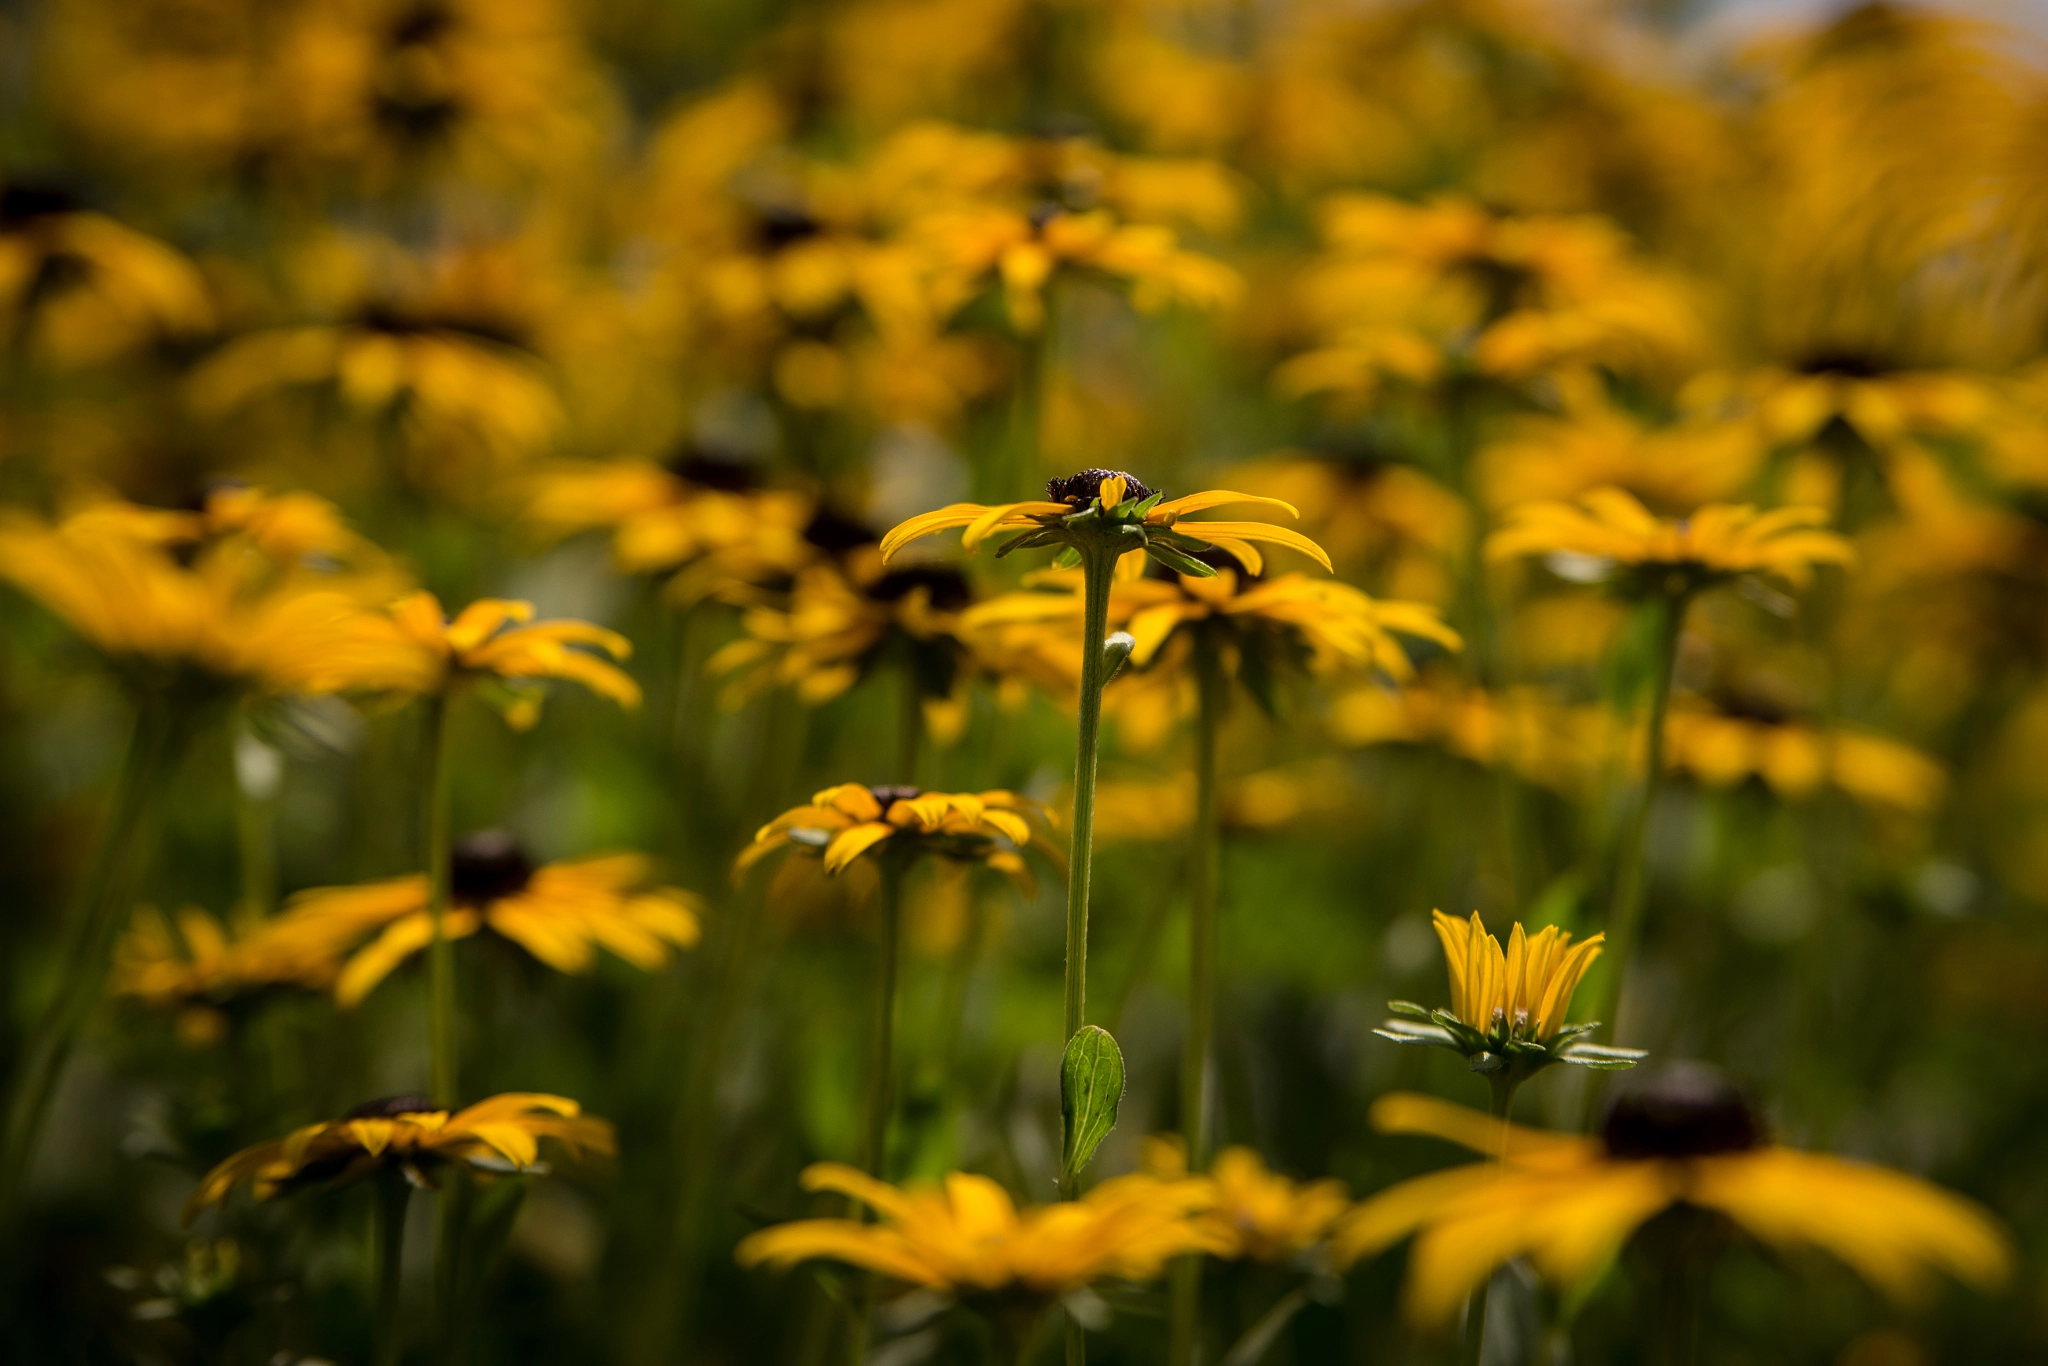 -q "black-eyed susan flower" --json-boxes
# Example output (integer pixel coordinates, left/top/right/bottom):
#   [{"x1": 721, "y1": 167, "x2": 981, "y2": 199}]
[
  {"x1": 1485, "y1": 487, "x2": 1855, "y2": 594},
  {"x1": 881, "y1": 468, "x2": 1330, "y2": 578},
  {"x1": 739, "y1": 784, "x2": 1059, "y2": 891},
  {"x1": 1333, "y1": 1069, "x2": 2011, "y2": 1326},
  {"x1": 269, "y1": 832, "x2": 701, "y2": 1007},
  {"x1": 112, "y1": 904, "x2": 342, "y2": 1046},
  {"x1": 388, "y1": 591, "x2": 640, "y2": 722},
  {"x1": 521, "y1": 454, "x2": 820, "y2": 604},
  {"x1": 737, "y1": 1161, "x2": 1216, "y2": 1299},
  {"x1": 0, "y1": 185, "x2": 213, "y2": 367},
  {"x1": 183, "y1": 1092, "x2": 615, "y2": 1221},
  {"x1": 0, "y1": 492, "x2": 426, "y2": 699},
  {"x1": 1144, "y1": 1137, "x2": 1351, "y2": 1266},
  {"x1": 1377, "y1": 910, "x2": 1642, "y2": 1093}
]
